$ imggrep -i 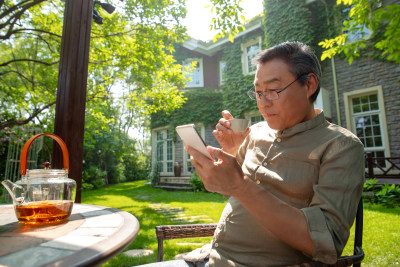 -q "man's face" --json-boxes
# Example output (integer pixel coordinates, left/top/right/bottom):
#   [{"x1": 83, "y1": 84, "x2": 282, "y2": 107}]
[{"x1": 254, "y1": 59, "x2": 315, "y2": 130}]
